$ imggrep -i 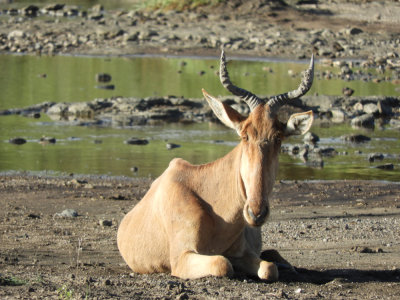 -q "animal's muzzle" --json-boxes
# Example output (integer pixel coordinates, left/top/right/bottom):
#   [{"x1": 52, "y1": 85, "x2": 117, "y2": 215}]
[{"x1": 244, "y1": 203, "x2": 269, "y2": 227}]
